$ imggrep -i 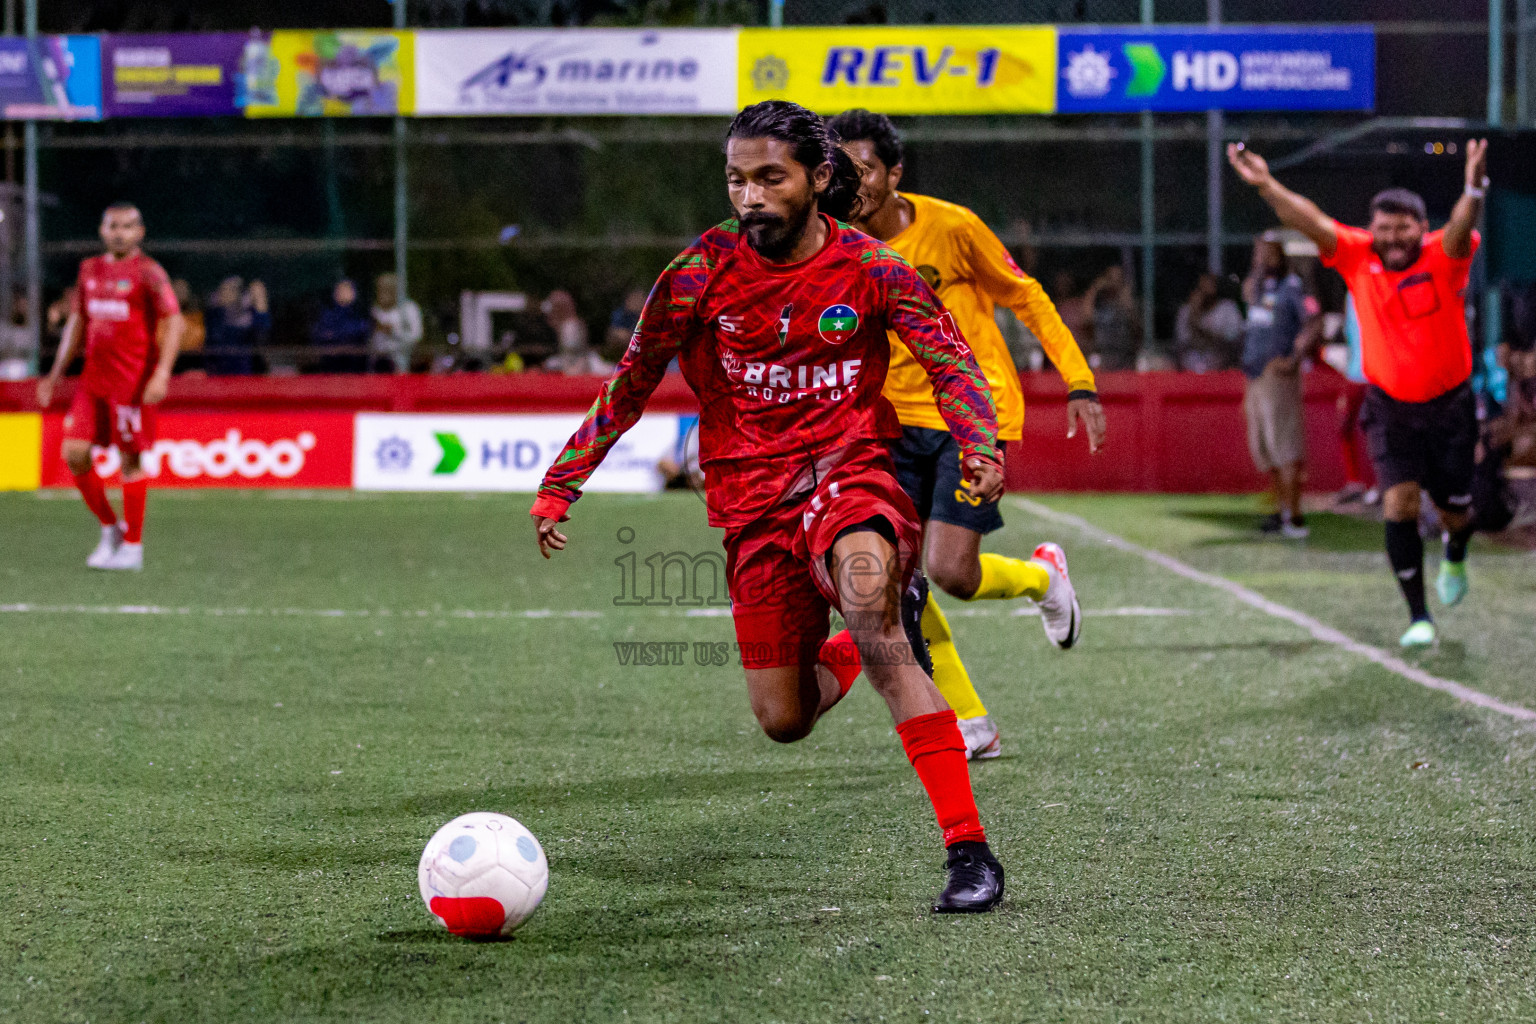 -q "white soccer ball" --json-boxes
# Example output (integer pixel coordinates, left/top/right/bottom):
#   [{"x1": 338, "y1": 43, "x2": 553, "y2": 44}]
[{"x1": 418, "y1": 812, "x2": 549, "y2": 938}]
